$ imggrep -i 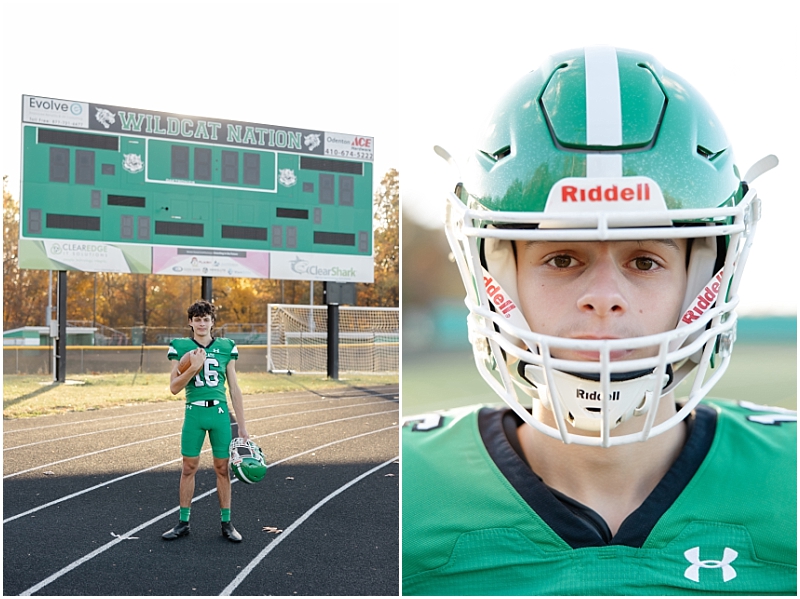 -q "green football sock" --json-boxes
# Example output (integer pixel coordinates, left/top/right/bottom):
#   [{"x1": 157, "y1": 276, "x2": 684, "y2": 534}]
[
  {"x1": 221, "y1": 508, "x2": 231, "y2": 523},
  {"x1": 179, "y1": 507, "x2": 191, "y2": 522}
]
